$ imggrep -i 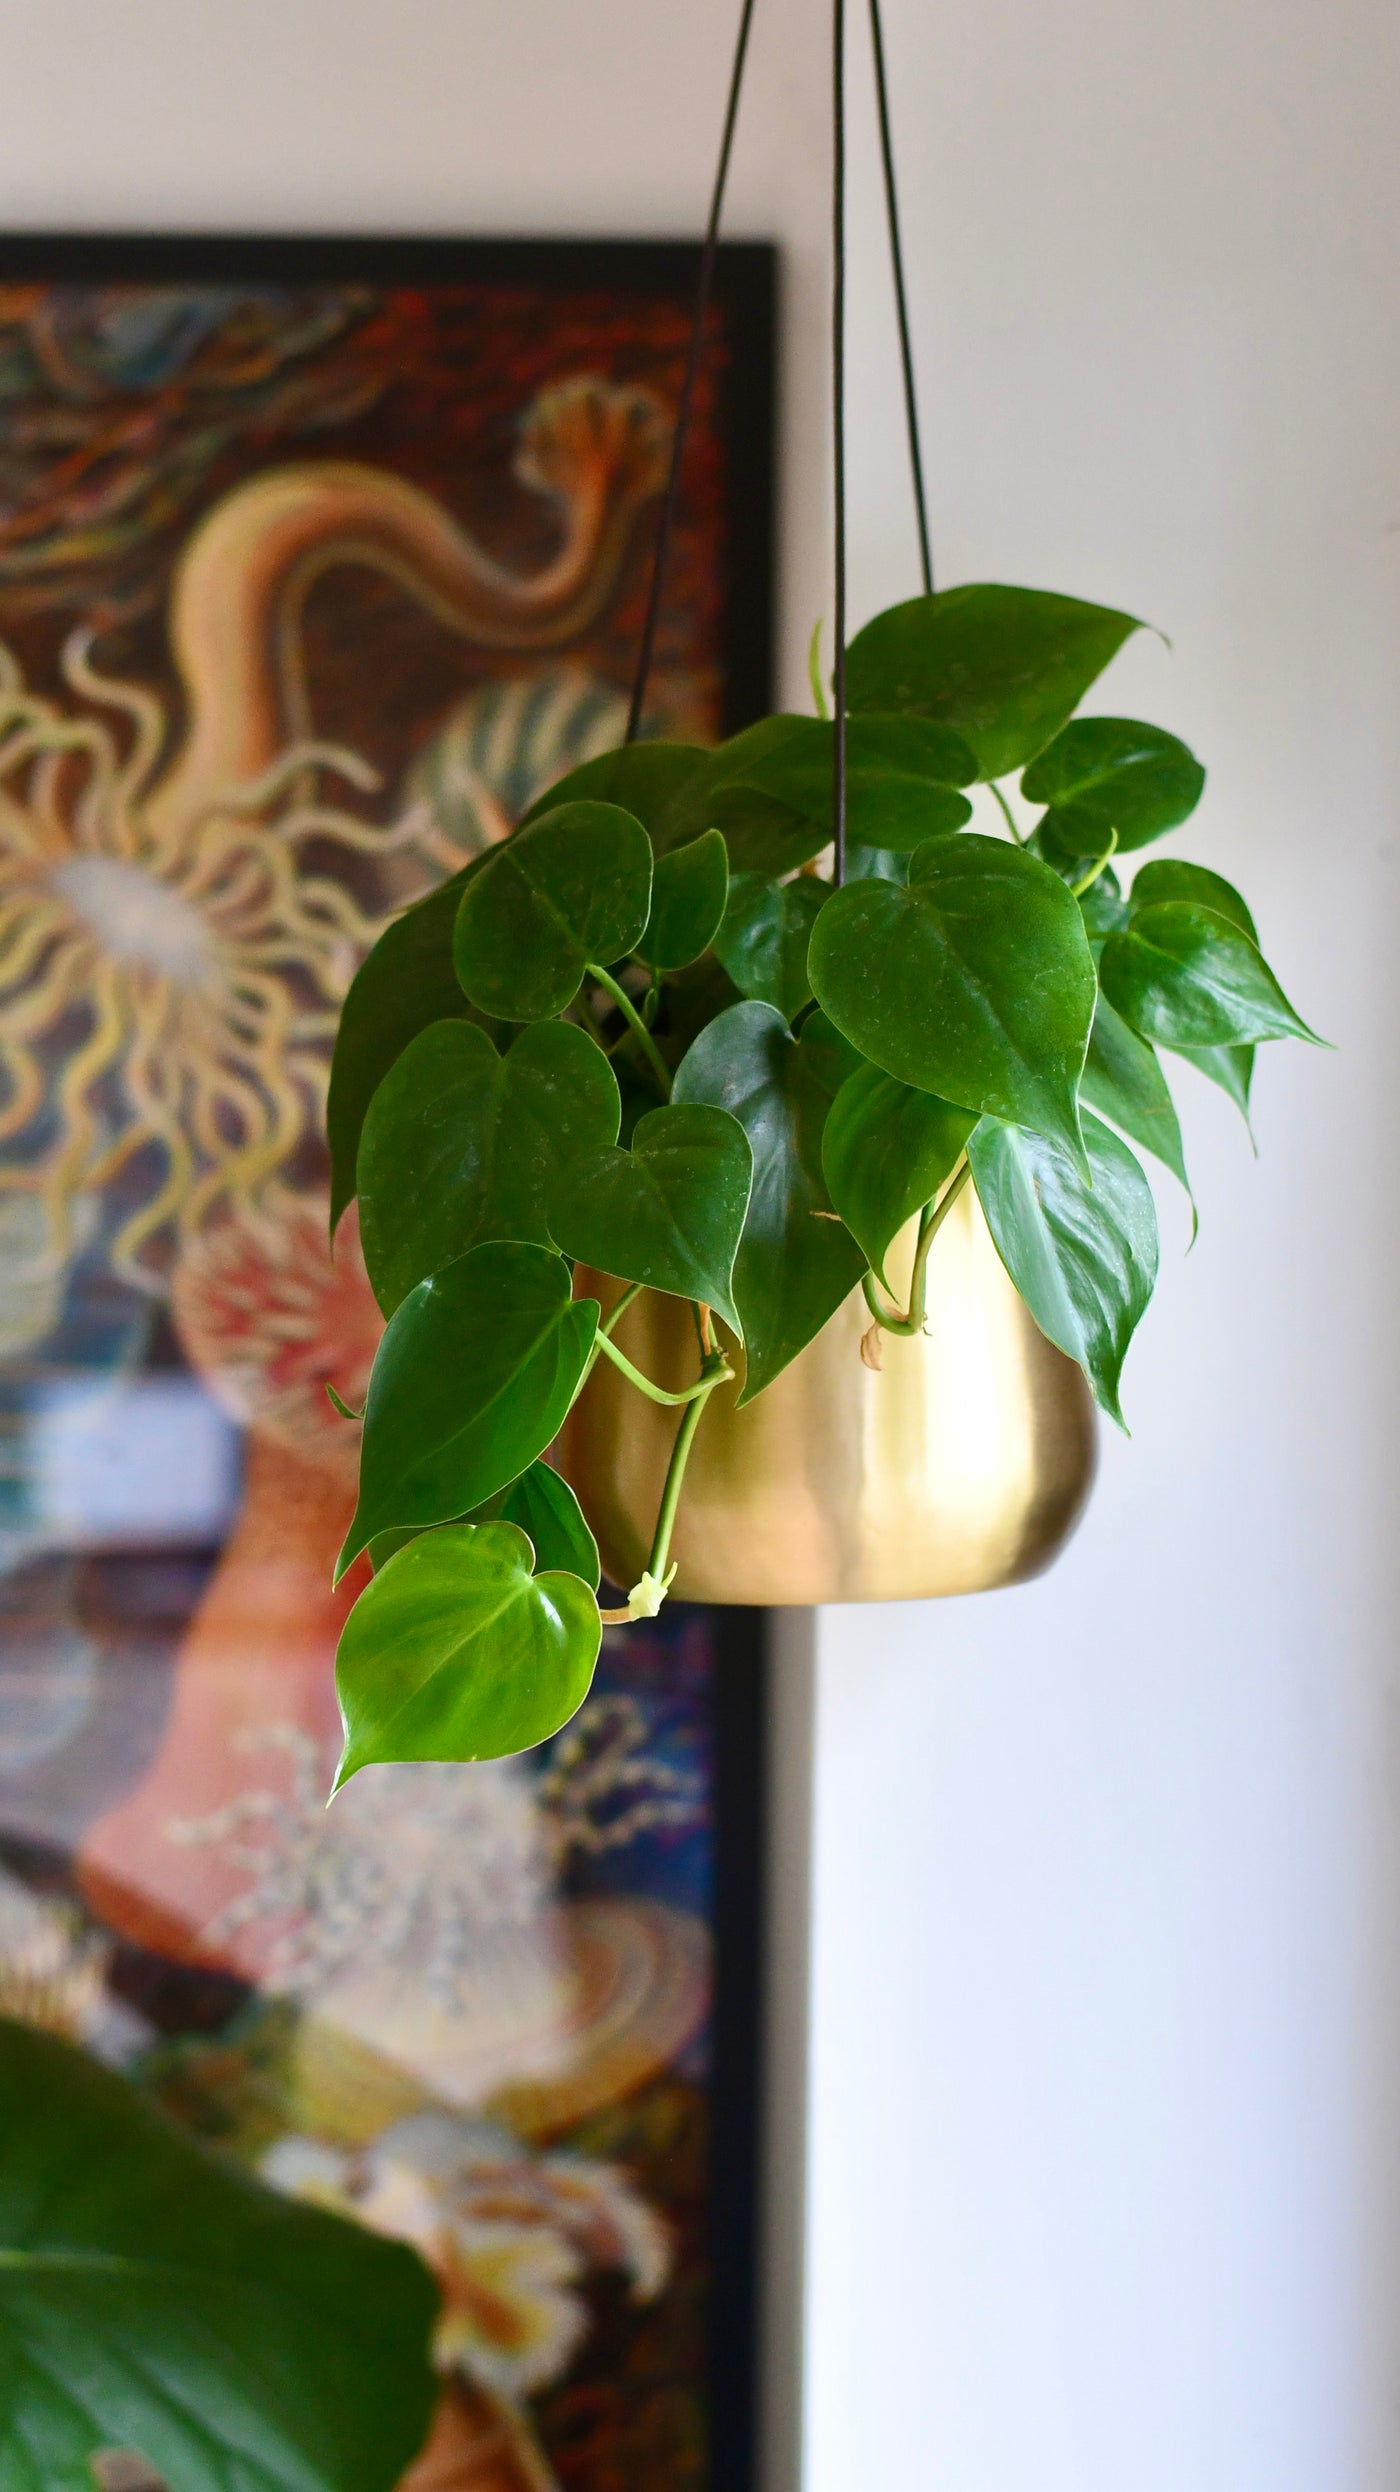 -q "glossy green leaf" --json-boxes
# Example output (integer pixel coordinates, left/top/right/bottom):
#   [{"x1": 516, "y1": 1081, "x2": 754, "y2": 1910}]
[
  {"x1": 473, "y1": 1458, "x2": 600, "y2": 1591},
  {"x1": 549, "y1": 1102, "x2": 752, "y2": 1334},
  {"x1": 328, "y1": 861, "x2": 482, "y2": 1233},
  {"x1": 636, "y1": 828, "x2": 730, "y2": 970},
  {"x1": 674, "y1": 1002, "x2": 865, "y2": 1401},
  {"x1": 845, "y1": 584, "x2": 1143, "y2": 779},
  {"x1": 1023, "y1": 717, "x2": 1205, "y2": 856},
  {"x1": 1171, "y1": 1039, "x2": 1256, "y2": 1125},
  {"x1": 1127, "y1": 856, "x2": 1256, "y2": 939},
  {"x1": 1081, "y1": 992, "x2": 1191, "y2": 1196},
  {"x1": 517, "y1": 739, "x2": 709, "y2": 835},
  {"x1": 807, "y1": 832, "x2": 1097, "y2": 1164},
  {"x1": 969, "y1": 1110, "x2": 1159, "y2": 1427},
  {"x1": 713, "y1": 871, "x2": 829, "y2": 1019},
  {"x1": 1100, "y1": 902, "x2": 1315, "y2": 1047},
  {"x1": 822, "y1": 1066, "x2": 976, "y2": 1286},
  {"x1": 358, "y1": 1017, "x2": 620, "y2": 1313},
  {"x1": 0, "y1": 2018, "x2": 437, "y2": 2492},
  {"x1": 335, "y1": 1521, "x2": 599, "y2": 1785},
  {"x1": 687, "y1": 714, "x2": 976, "y2": 854},
  {"x1": 653, "y1": 717, "x2": 822, "y2": 870},
  {"x1": 338, "y1": 1242, "x2": 597, "y2": 1578},
  {"x1": 452, "y1": 800, "x2": 652, "y2": 1019}
]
